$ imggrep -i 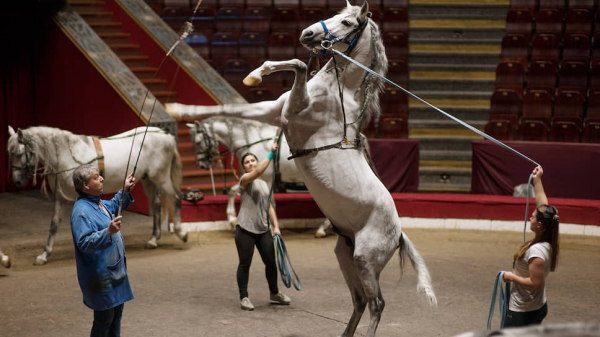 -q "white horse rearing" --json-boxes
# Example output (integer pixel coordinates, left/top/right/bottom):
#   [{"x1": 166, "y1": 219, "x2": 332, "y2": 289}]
[
  {"x1": 7, "y1": 126, "x2": 188, "y2": 265},
  {"x1": 169, "y1": 2, "x2": 436, "y2": 336}
]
